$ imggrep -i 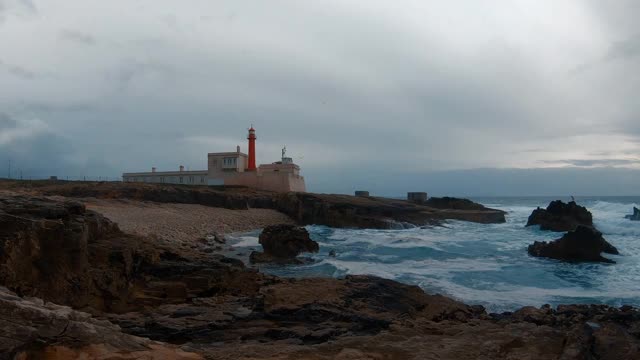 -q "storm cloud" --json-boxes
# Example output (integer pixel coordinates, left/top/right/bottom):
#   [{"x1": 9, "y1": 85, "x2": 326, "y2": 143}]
[{"x1": 0, "y1": 1, "x2": 638, "y2": 194}]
